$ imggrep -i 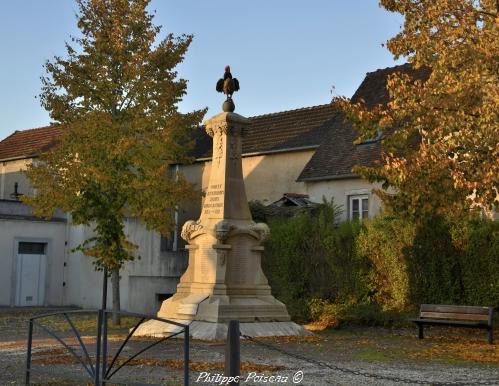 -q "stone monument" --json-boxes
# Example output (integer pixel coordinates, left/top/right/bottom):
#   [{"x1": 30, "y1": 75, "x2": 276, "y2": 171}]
[{"x1": 135, "y1": 68, "x2": 308, "y2": 339}]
